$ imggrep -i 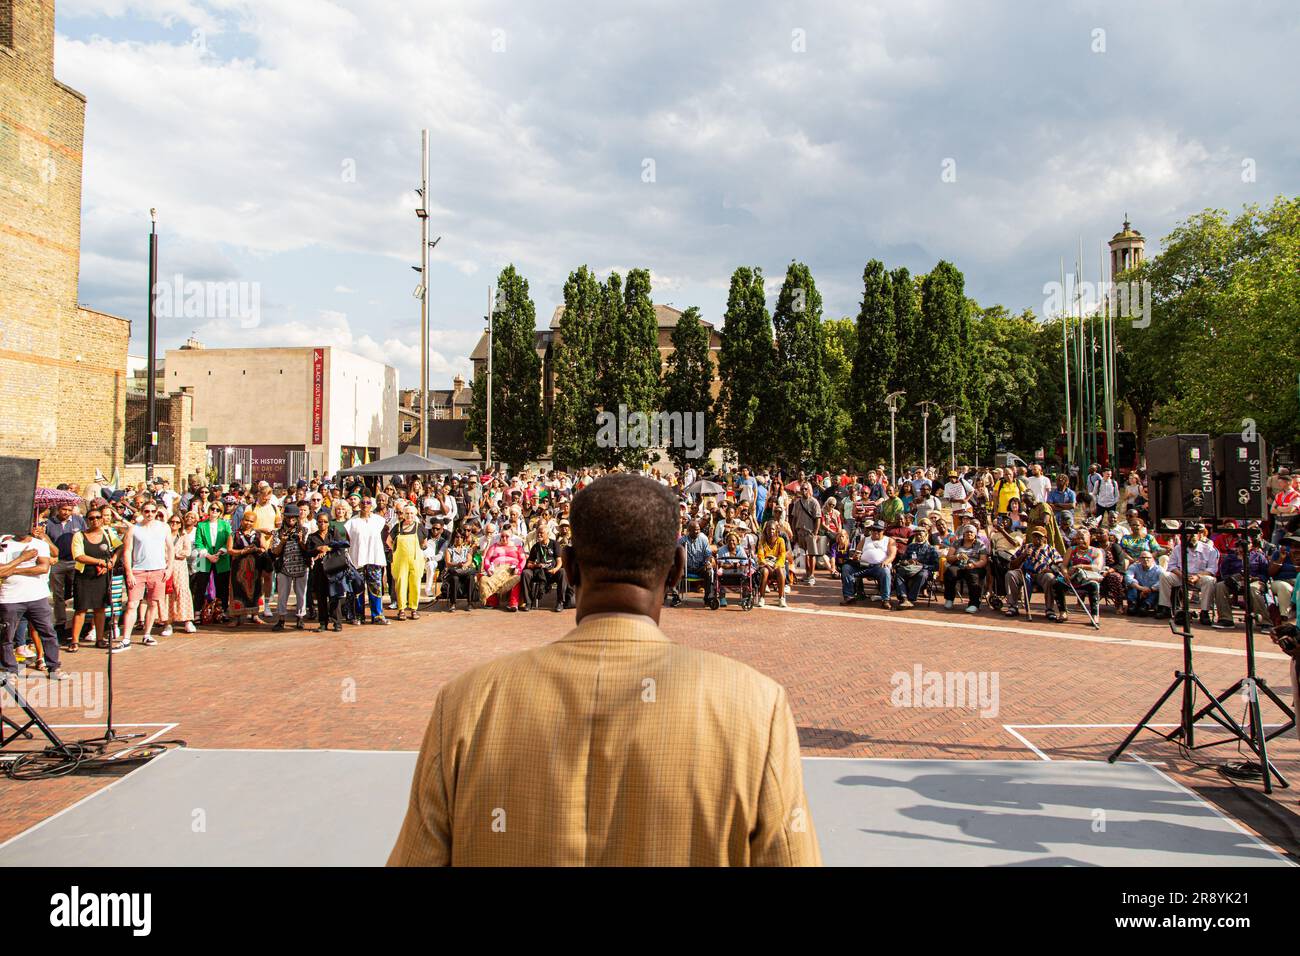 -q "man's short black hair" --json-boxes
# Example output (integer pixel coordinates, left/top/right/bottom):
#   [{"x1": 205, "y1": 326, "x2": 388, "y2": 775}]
[{"x1": 570, "y1": 474, "x2": 678, "y2": 588}]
